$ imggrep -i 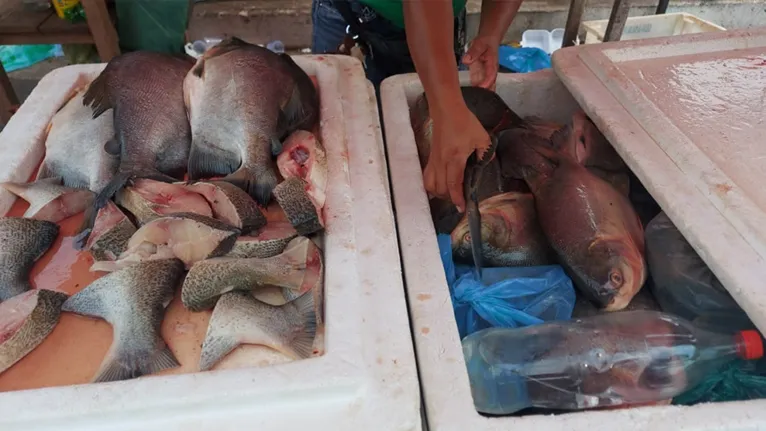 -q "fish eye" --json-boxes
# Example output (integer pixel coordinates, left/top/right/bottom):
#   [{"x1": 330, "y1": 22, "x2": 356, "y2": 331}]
[{"x1": 609, "y1": 270, "x2": 624, "y2": 287}]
